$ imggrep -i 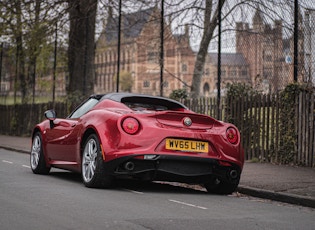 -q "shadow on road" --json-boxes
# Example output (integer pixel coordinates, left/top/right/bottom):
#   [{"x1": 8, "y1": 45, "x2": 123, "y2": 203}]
[
  {"x1": 48, "y1": 170, "x2": 209, "y2": 195},
  {"x1": 115, "y1": 179, "x2": 208, "y2": 195},
  {"x1": 49, "y1": 171, "x2": 82, "y2": 183}
]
